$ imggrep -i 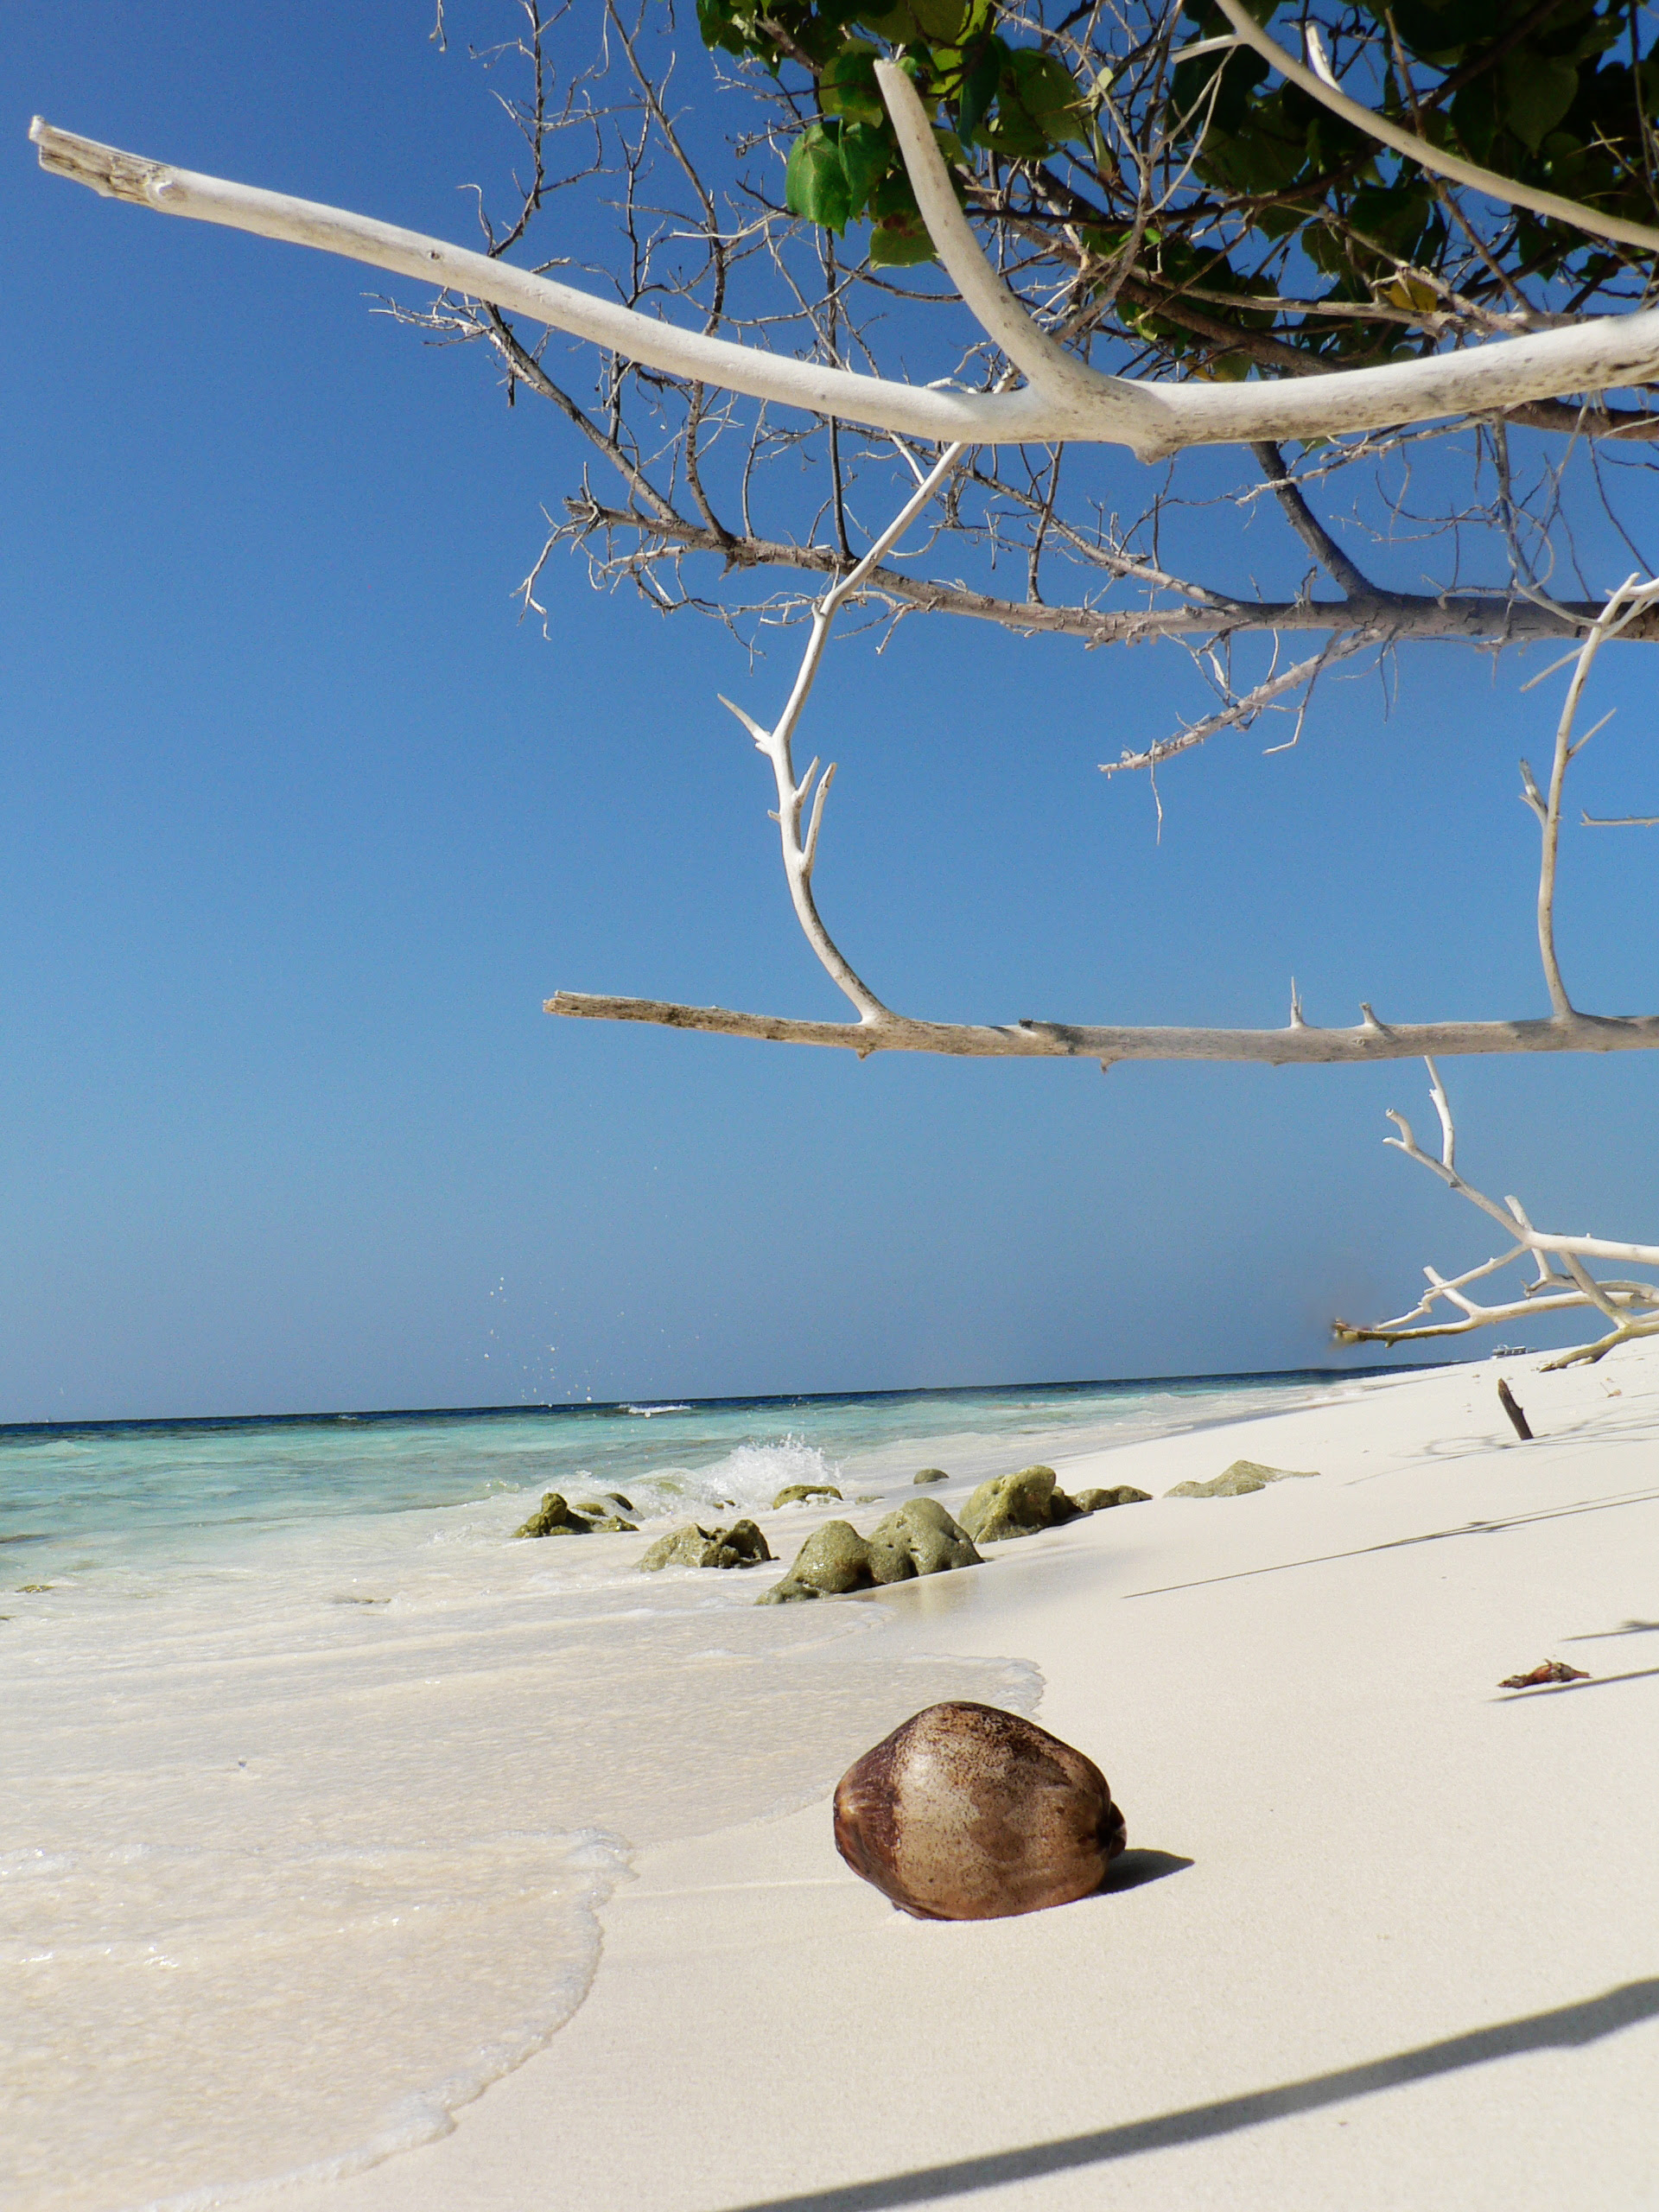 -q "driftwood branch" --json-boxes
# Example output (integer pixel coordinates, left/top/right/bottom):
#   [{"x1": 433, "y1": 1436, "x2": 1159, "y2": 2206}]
[
  {"x1": 29, "y1": 105, "x2": 1659, "y2": 460},
  {"x1": 545, "y1": 995, "x2": 1659, "y2": 1065},
  {"x1": 1334, "y1": 593, "x2": 1659, "y2": 1357},
  {"x1": 557, "y1": 495, "x2": 1659, "y2": 650},
  {"x1": 547, "y1": 580, "x2": 1659, "y2": 1065},
  {"x1": 1332, "y1": 1060, "x2": 1659, "y2": 1366}
]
